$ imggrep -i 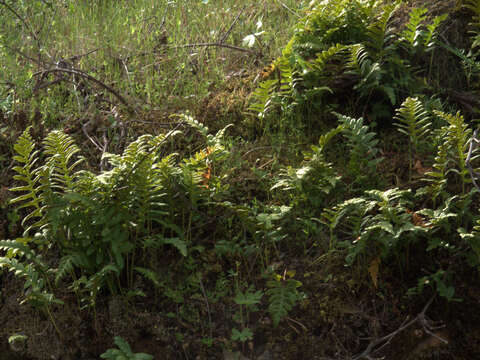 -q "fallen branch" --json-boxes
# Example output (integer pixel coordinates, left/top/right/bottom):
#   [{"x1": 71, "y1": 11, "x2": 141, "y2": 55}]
[
  {"x1": 66, "y1": 47, "x2": 100, "y2": 63},
  {"x1": 352, "y1": 295, "x2": 446, "y2": 360},
  {"x1": 167, "y1": 42, "x2": 258, "y2": 55},
  {"x1": 33, "y1": 67, "x2": 137, "y2": 114}
]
